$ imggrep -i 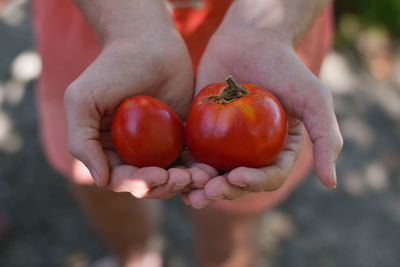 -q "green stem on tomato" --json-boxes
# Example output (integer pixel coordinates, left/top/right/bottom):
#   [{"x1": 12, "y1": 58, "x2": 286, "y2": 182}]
[{"x1": 201, "y1": 75, "x2": 248, "y2": 104}]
